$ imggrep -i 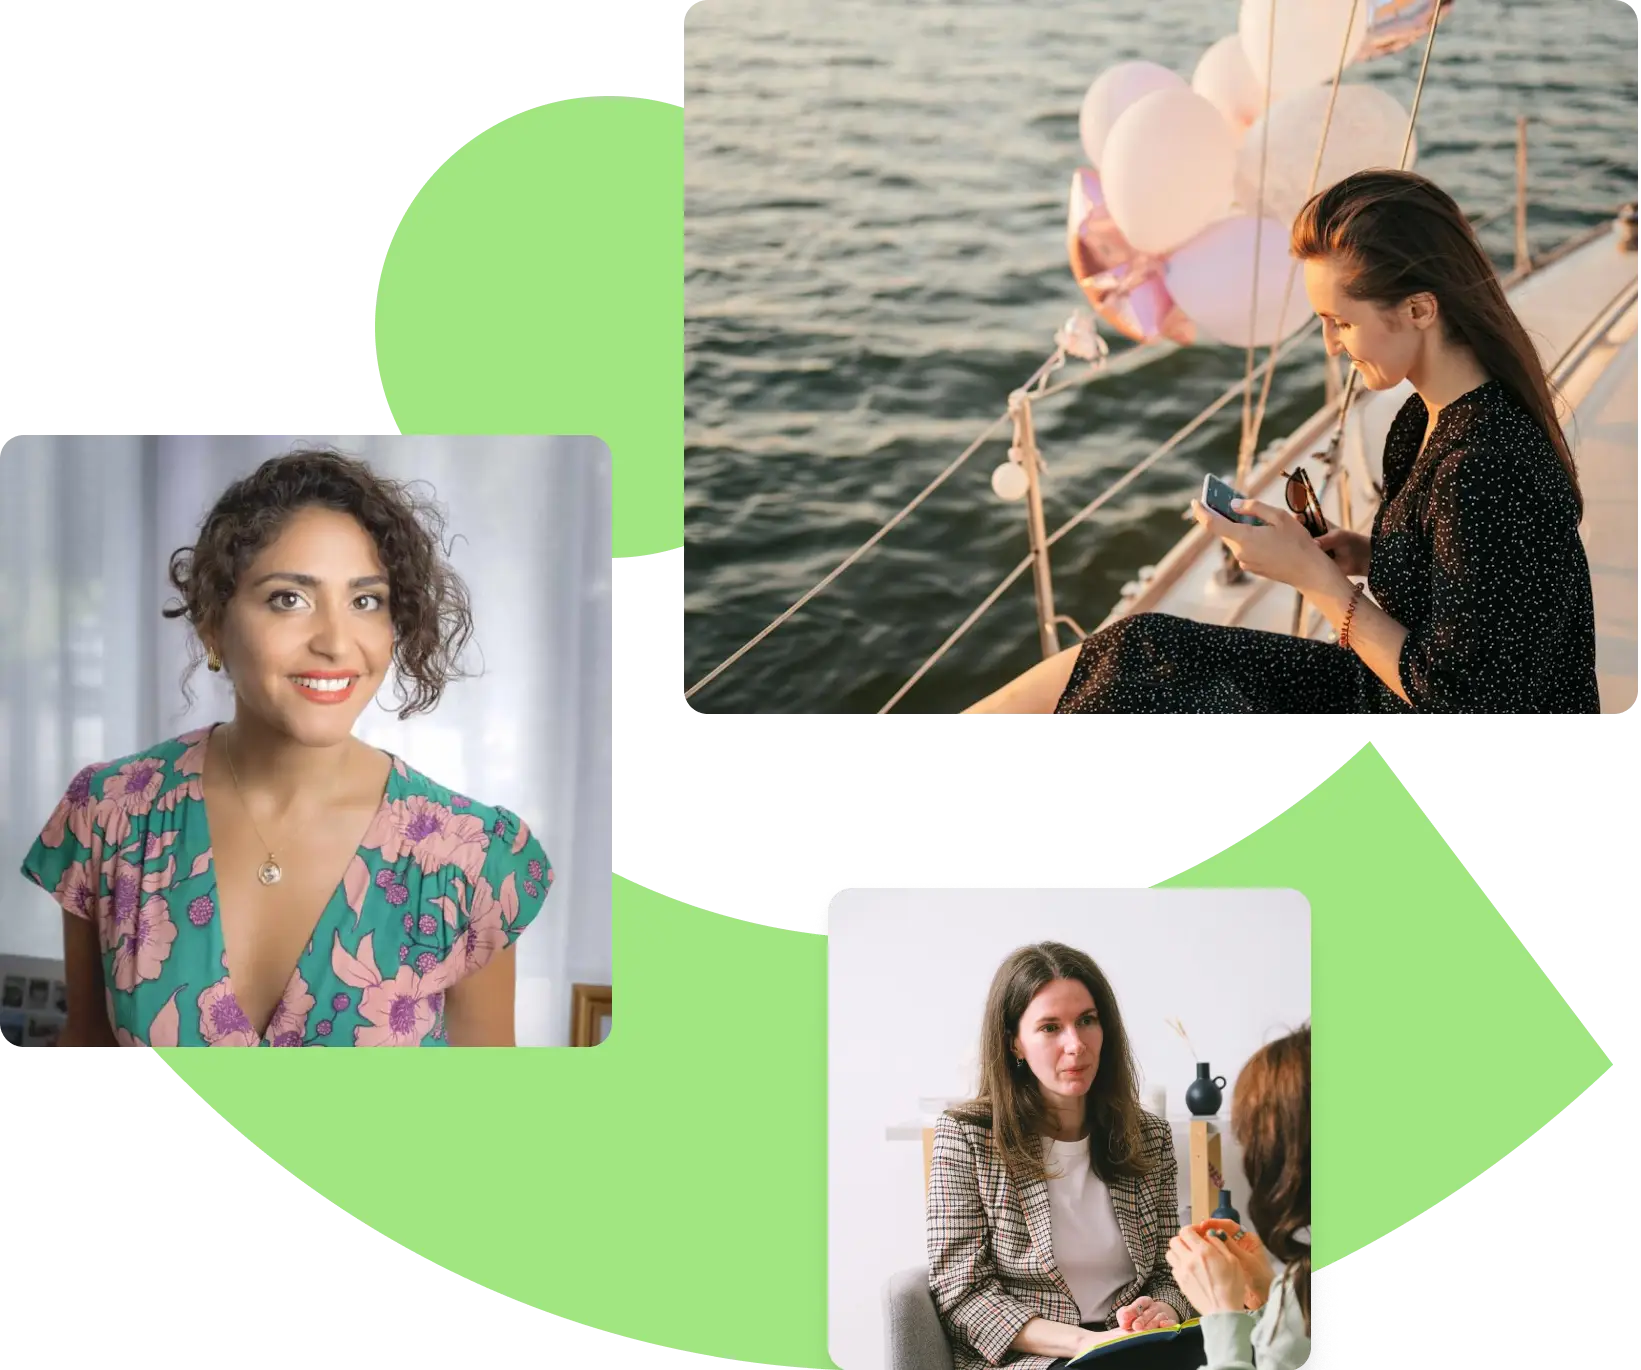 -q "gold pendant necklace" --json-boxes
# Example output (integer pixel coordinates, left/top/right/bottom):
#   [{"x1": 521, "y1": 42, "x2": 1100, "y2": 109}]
[{"x1": 221, "y1": 728, "x2": 283, "y2": 885}]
